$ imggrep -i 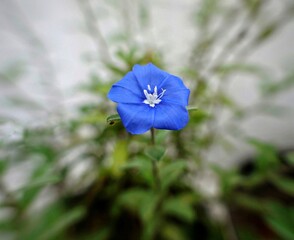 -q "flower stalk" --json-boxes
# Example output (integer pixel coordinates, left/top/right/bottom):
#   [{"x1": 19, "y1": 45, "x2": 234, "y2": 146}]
[{"x1": 150, "y1": 128, "x2": 161, "y2": 192}]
